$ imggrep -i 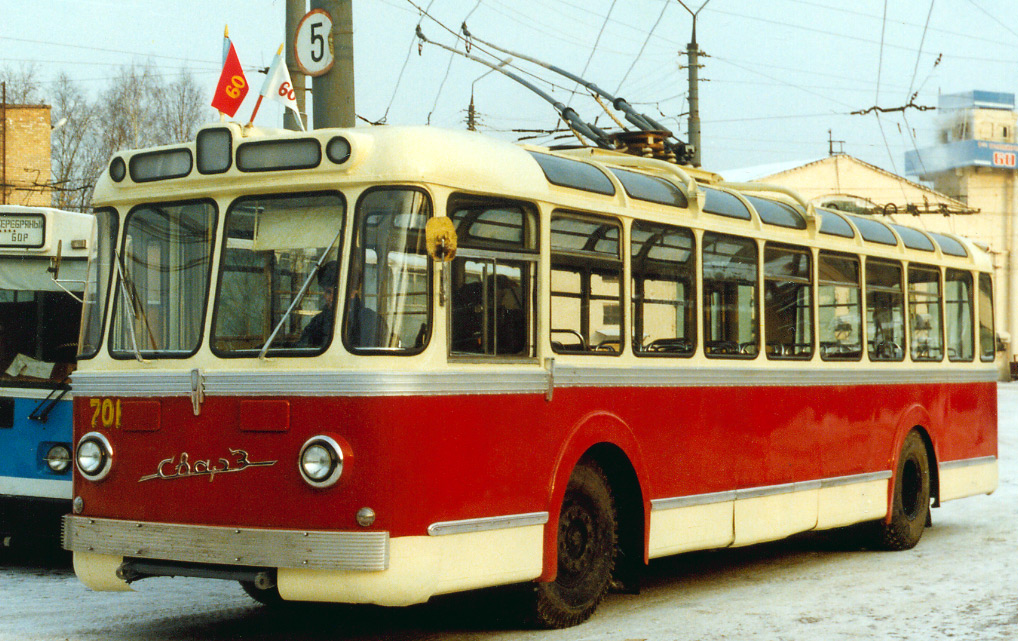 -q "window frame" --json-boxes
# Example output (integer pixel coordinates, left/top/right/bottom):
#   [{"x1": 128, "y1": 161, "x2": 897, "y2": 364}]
[{"x1": 549, "y1": 211, "x2": 624, "y2": 356}]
